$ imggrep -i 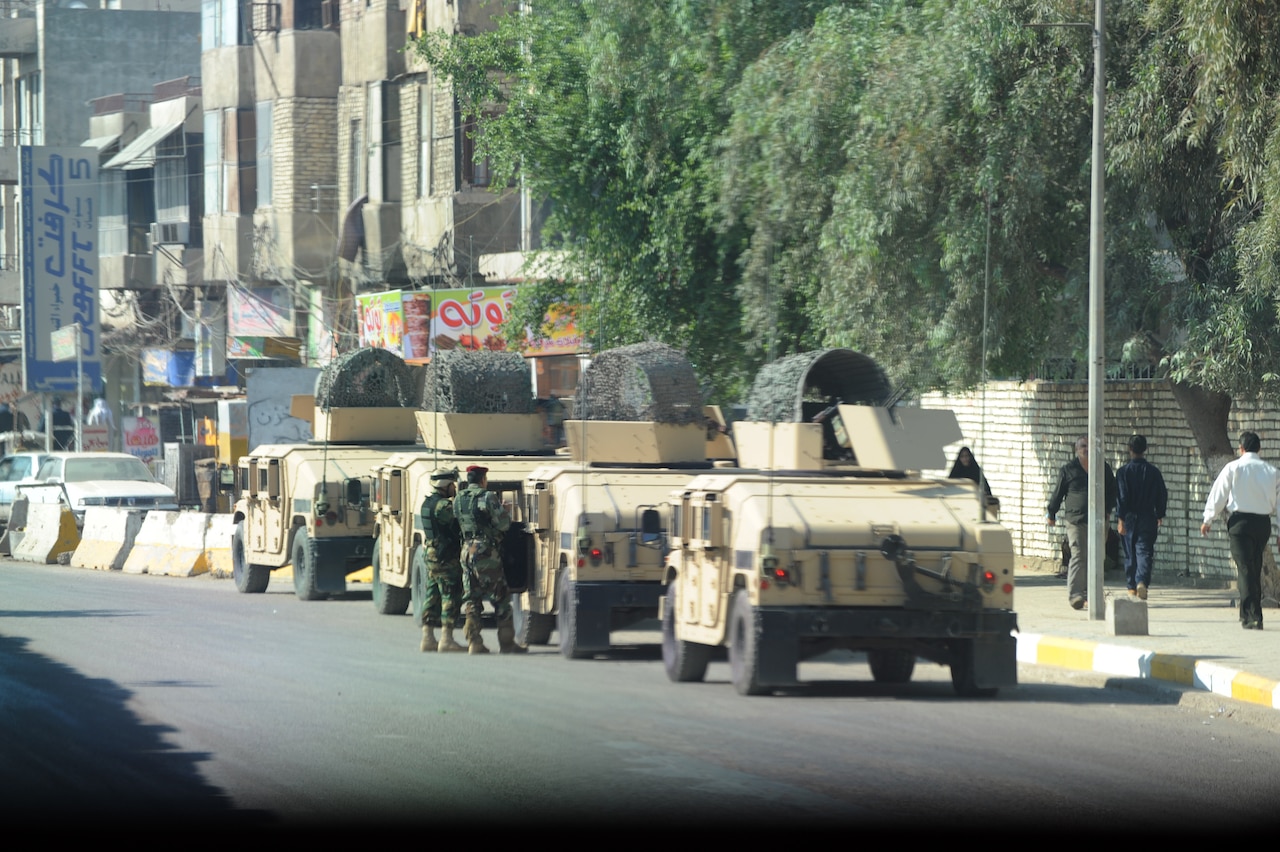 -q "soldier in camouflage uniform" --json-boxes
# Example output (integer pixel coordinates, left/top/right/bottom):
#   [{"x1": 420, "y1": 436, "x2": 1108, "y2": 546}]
[
  {"x1": 456, "y1": 464, "x2": 526, "y2": 655},
  {"x1": 418, "y1": 467, "x2": 466, "y2": 653}
]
